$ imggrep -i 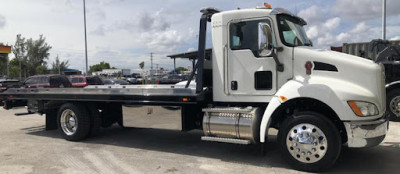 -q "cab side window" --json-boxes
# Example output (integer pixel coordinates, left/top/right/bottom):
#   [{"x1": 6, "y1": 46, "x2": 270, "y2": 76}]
[
  {"x1": 24, "y1": 78, "x2": 35, "y2": 84},
  {"x1": 229, "y1": 19, "x2": 273, "y2": 56}
]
